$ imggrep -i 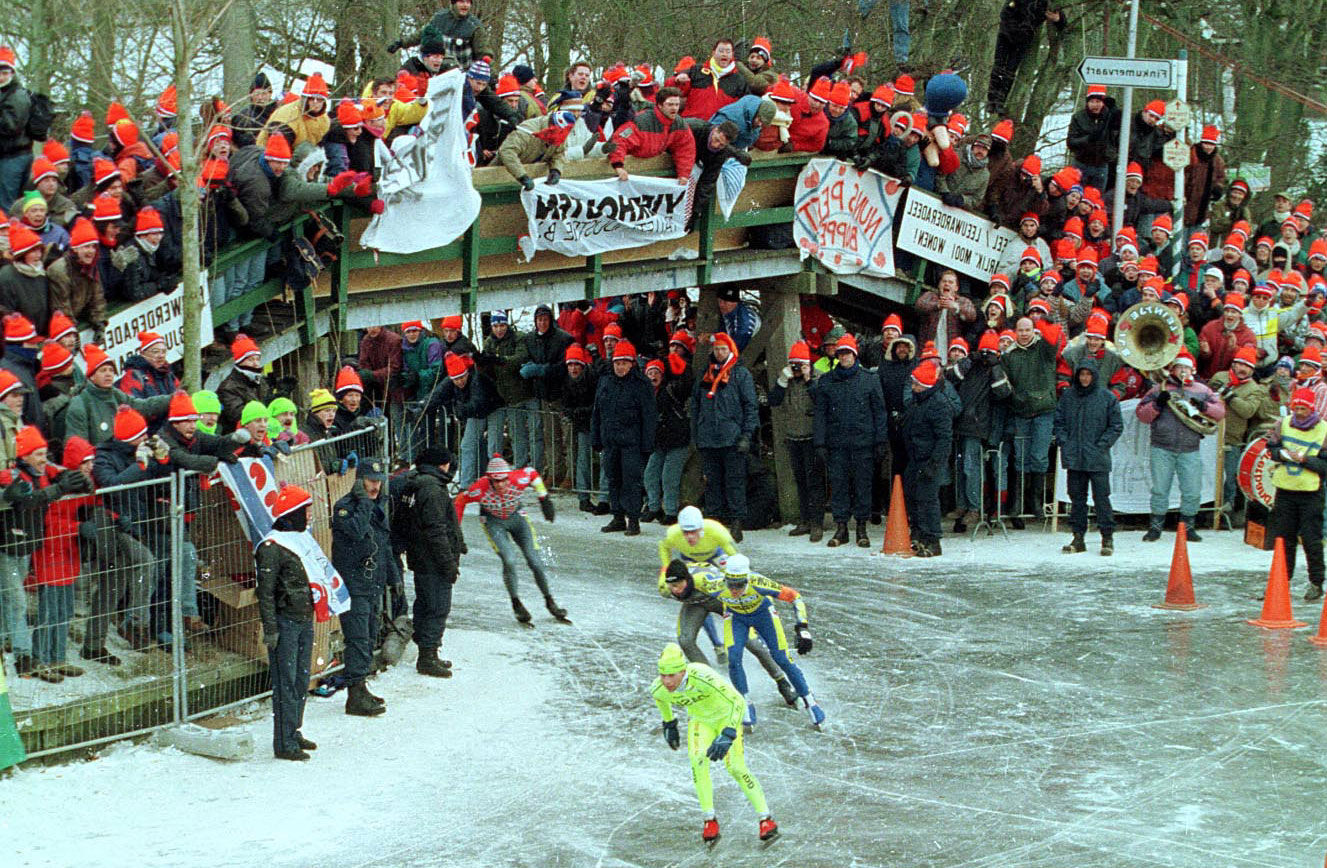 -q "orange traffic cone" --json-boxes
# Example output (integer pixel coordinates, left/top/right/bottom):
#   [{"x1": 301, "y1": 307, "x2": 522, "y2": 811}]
[
  {"x1": 881, "y1": 475, "x2": 912, "y2": 556},
  {"x1": 1153, "y1": 522, "x2": 1206, "y2": 610},
  {"x1": 1309, "y1": 593, "x2": 1327, "y2": 647},
  {"x1": 1248, "y1": 538, "x2": 1308, "y2": 629}
]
